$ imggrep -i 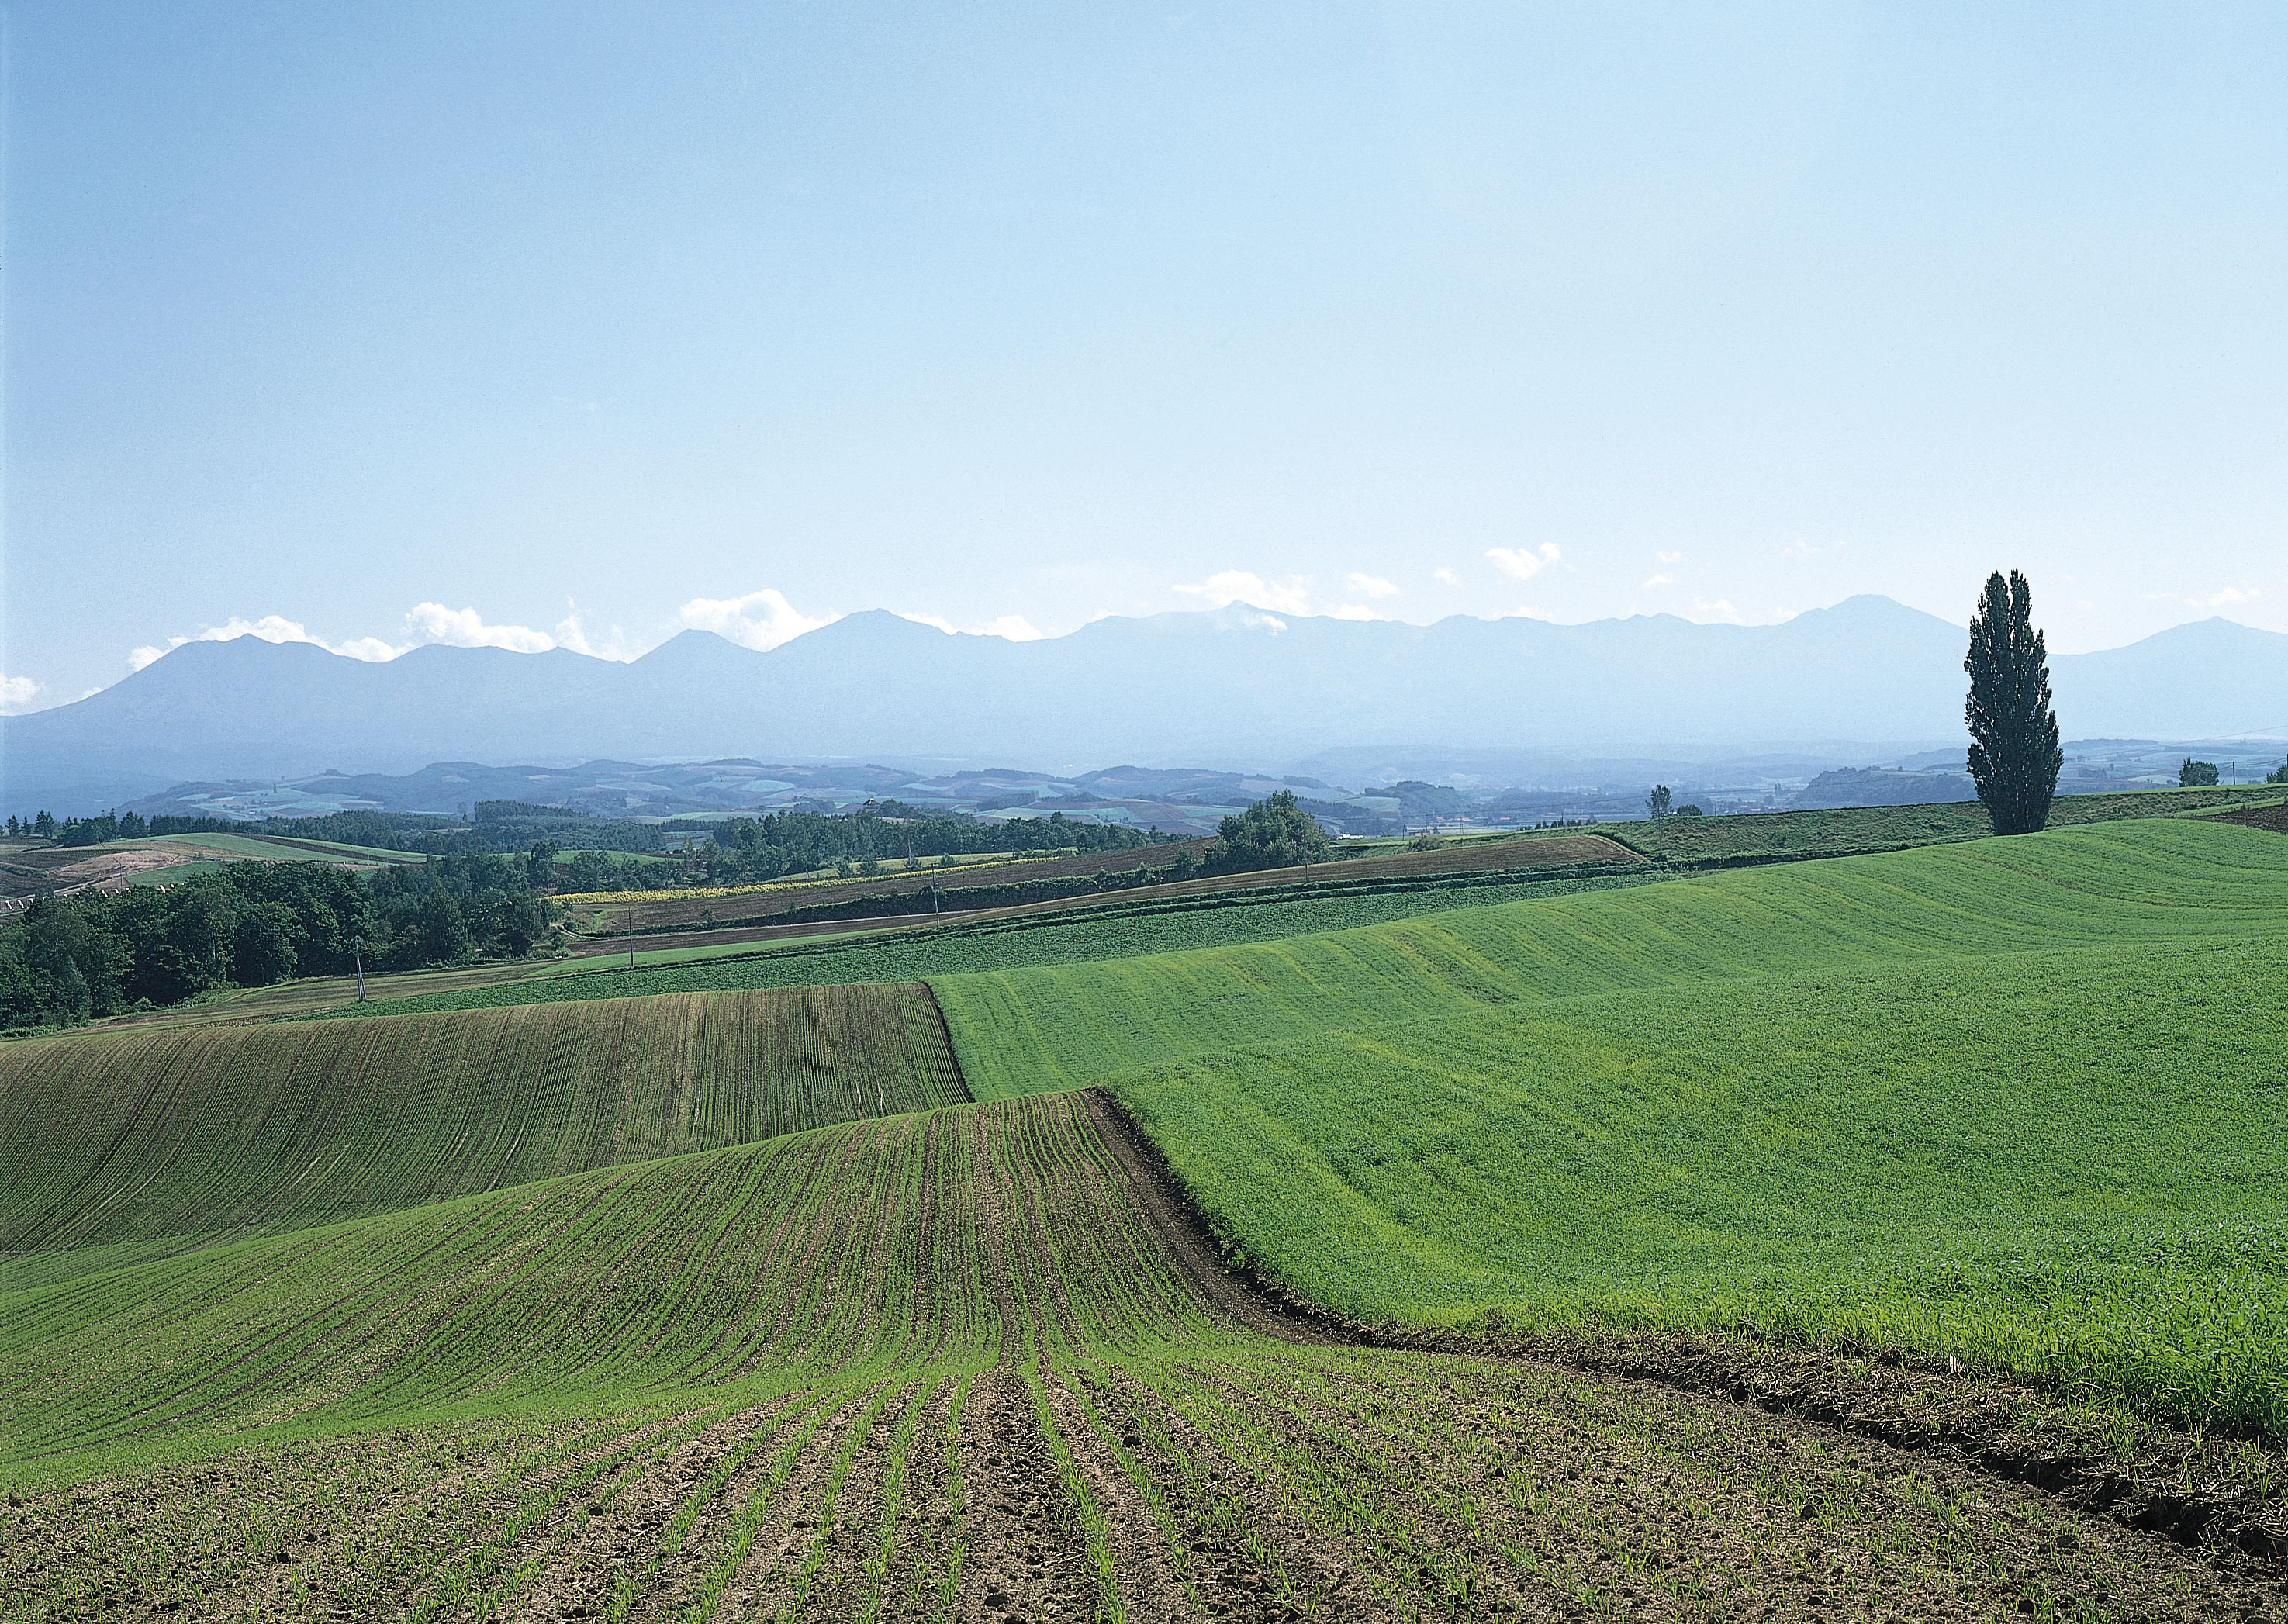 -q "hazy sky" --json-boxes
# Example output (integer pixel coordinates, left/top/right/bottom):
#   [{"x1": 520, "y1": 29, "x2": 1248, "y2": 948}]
[{"x1": 4, "y1": 2, "x2": 2283, "y2": 712}]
